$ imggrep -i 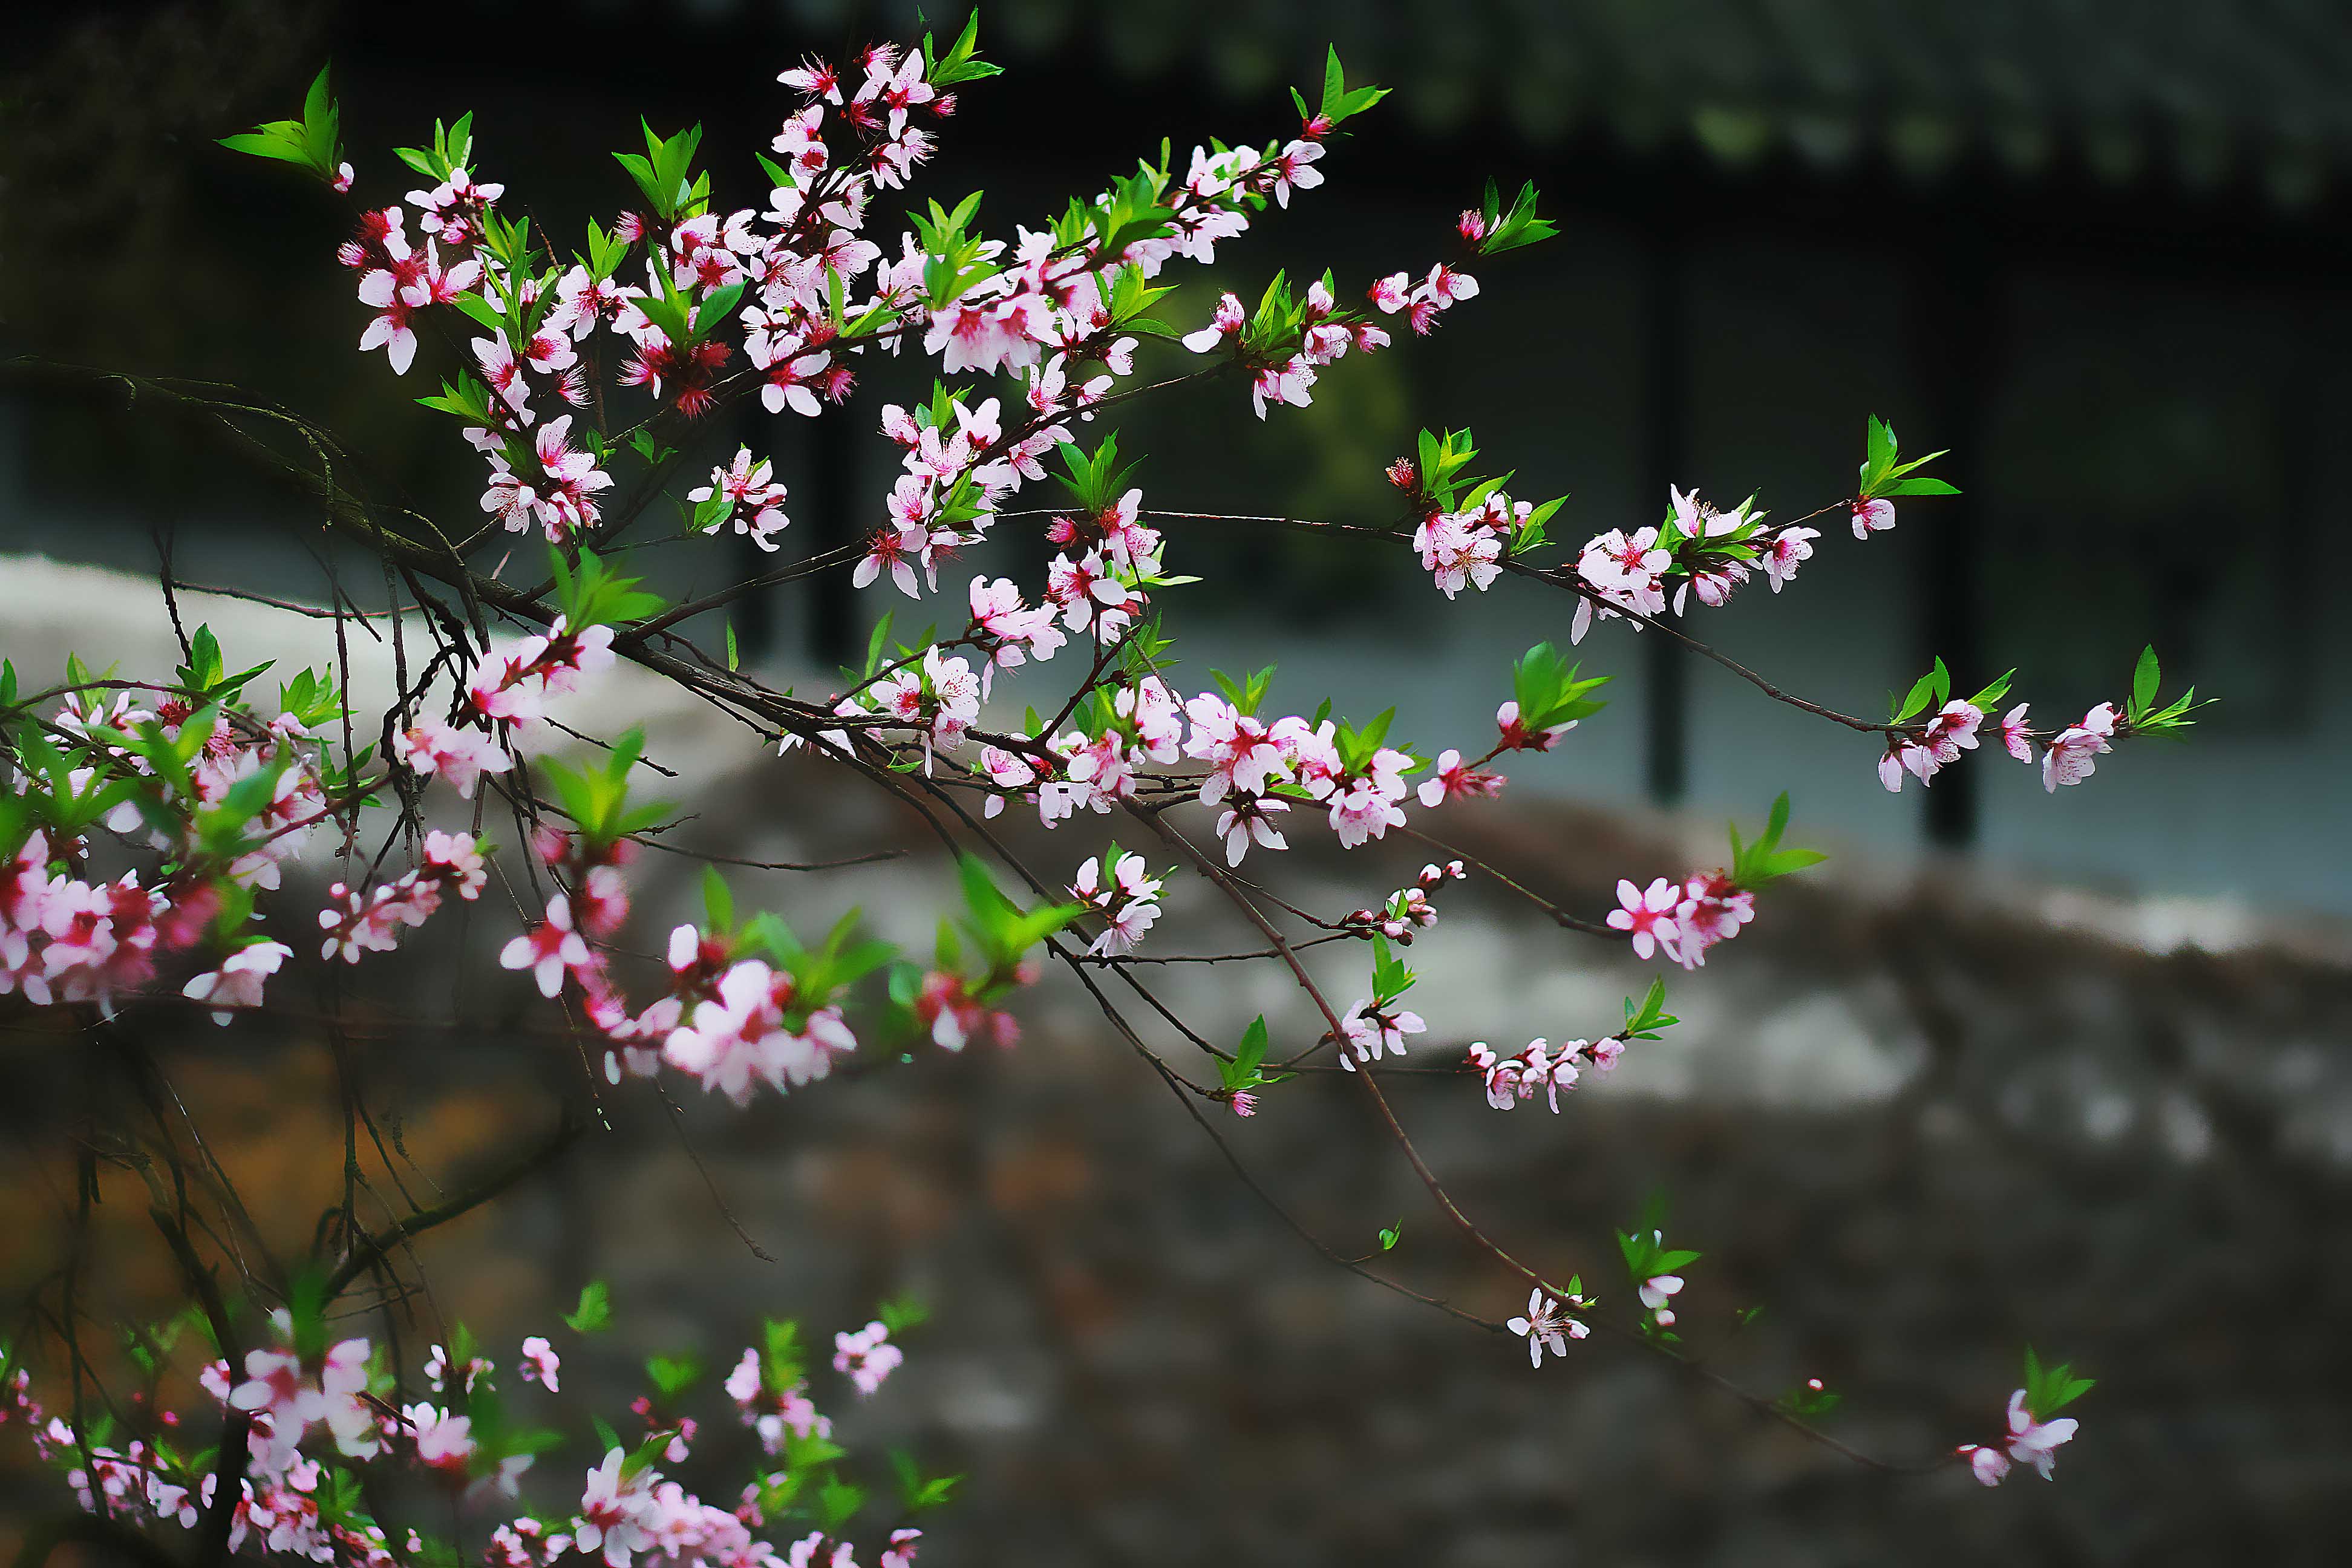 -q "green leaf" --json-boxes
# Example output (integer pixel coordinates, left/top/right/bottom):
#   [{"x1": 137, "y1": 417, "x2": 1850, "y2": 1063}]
[
  {"x1": 1863, "y1": 413, "x2": 1900, "y2": 486},
  {"x1": 694, "y1": 280, "x2": 746, "y2": 338},
  {"x1": 1892, "y1": 659, "x2": 1949, "y2": 724},
  {"x1": 563, "y1": 1281, "x2": 613, "y2": 1334},
  {"x1": 448, "y1": 293, "x2": 508, "y2": 336},
  {"x1": 923, "y1": 8, "x2": 1002, "y2": 87},
  {"x1": 759, "y1": 1318, "x2": 806, "y2": 1394},
  {"x1": 645, "y1": 1353, "x2": 702, "y2": 1399},
  {"x1": 890, "y1": 1448, "x2": 962, "y2": 1512},
  {"x1": 816, "y1": 1475, "x2": 865, "y2": 1531},
  {"x1": 218, "y1": 130, "x2": 312, "y2": 168},
  {"x1": 699, "y1": 867, "x2": 735, "y2": 936},
  {"x1": 552, "y1": 546, "x2": 667, "y2": 629},
  {"x1": 877, "y1": 1293, "x2": 930, "y2": 1335},
  {"x1": 2132, "y1": 645, "x2": 2161, "y2": 718}
]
